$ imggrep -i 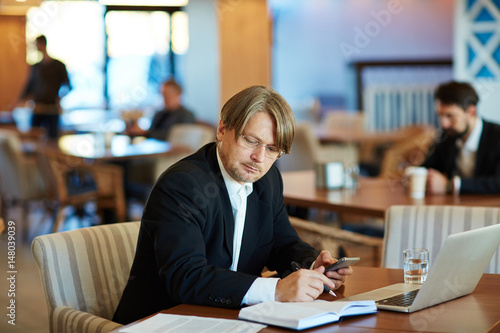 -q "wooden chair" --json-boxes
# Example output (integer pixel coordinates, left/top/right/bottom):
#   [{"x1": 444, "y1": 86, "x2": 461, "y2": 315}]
[
  {"x1": 32, "y1": 222, "x2": 140, "y2": 333},
  {"x1": 0, "y1": 130, "x2": 50, "y2": 238},
  {"x1": 323, "y1": 110, "x2": 365, "y2": 131},
  {"x1": 382, "y1": 205, "x2": 500, "y2": 273},
  {"x1": 487, "y1": 320, "x2": 500, "y2": 333},
  {"x1": 378, "y1": 125, "x2": 436, "y2": 181},
  {"x1": 38, "y1": 149, "x2": 126, "y2": 232},
  {"x1": 277, "y1": 122, "x2": 359, "y2": 172},
  {"x1": 323, "y1": 110, "x2": 381, "y2": 166},
  {"x1": 289, "y1": 216, "x2": 383, "y2": 267}
]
